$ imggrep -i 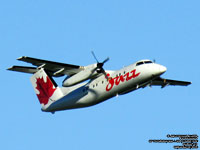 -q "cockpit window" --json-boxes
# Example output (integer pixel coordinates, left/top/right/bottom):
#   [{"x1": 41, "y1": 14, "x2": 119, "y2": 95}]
[
  {"x1": 136, "y1": 62, "x2": 144, "y2": 66},
  {"x1": 136, "y1": 61, "x2": 153, "y2": 66},
  {"x1": 144, "y1": 61, "x2": 153, "y2": 64}
]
